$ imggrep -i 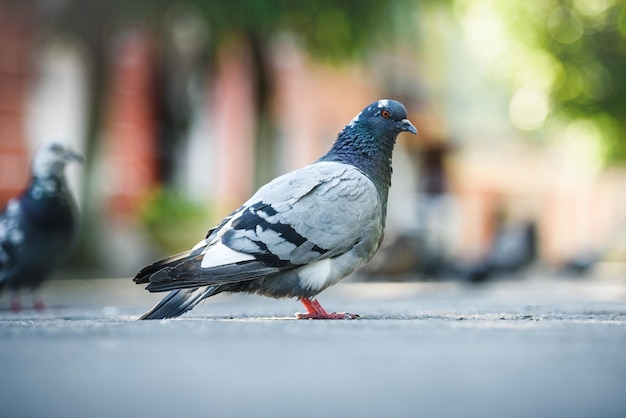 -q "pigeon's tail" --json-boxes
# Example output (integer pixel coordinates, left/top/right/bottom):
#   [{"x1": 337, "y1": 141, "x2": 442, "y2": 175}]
[
  {"x1": 134, "y1": 250, "x2": 196, "y2": 284},
  {"x1": 139, "y1": 285, "x2": 219, "y2": 320}
]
